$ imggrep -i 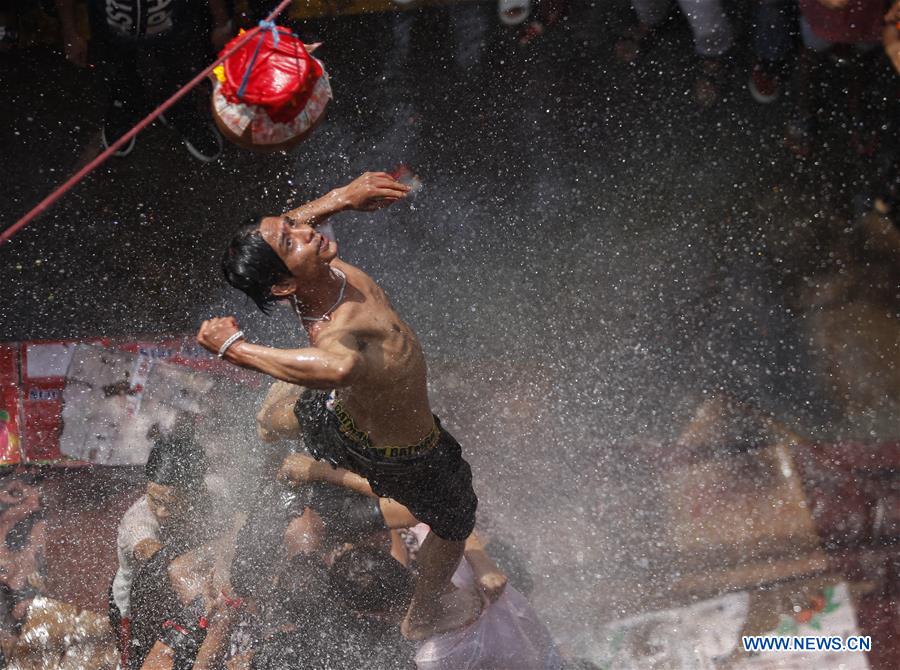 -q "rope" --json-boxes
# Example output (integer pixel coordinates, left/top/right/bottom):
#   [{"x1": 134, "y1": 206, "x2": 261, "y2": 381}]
[{"x1": 0, "y1": 0, "x2": 294, "y2": 247}]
